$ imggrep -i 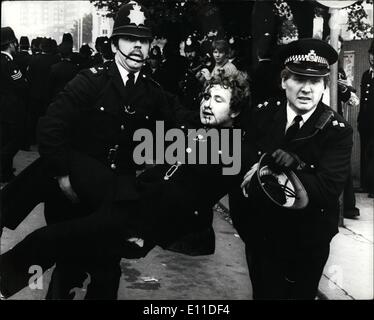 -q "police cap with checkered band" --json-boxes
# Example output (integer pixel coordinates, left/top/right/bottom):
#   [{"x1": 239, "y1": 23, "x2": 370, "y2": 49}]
[
  {"x1": 111, "y1": 1, "x2": 152, "y2": 40},
  {"x1": 280, "y1": 38, "x2": 338, "y2": 77}
]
